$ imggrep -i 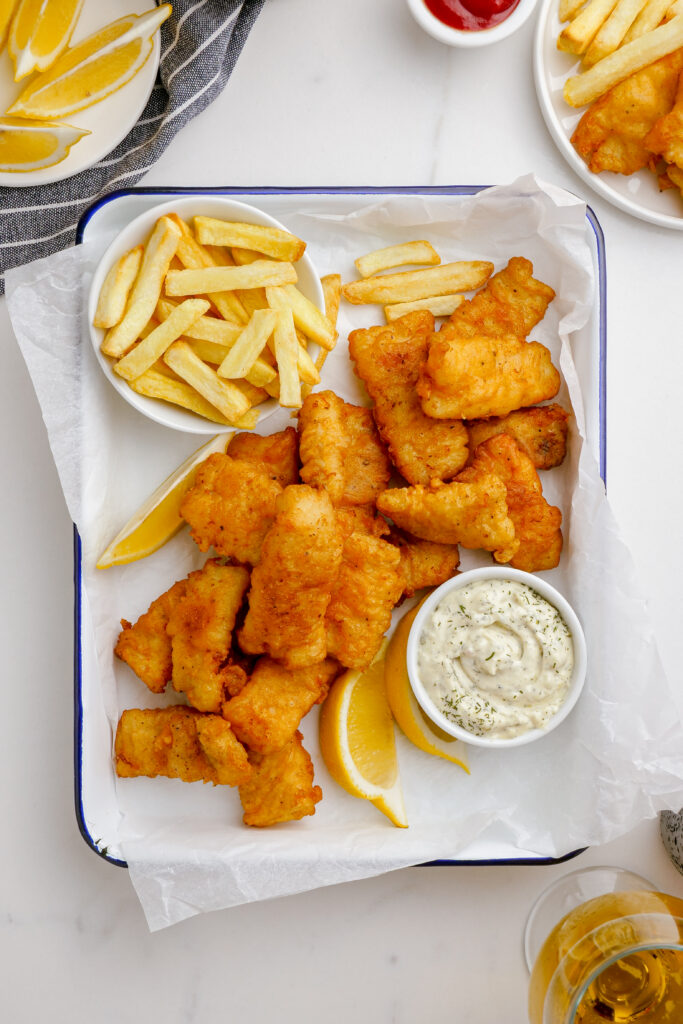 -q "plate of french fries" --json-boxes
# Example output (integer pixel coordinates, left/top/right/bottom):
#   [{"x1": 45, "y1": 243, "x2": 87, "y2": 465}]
[
  {"x1": 534, "y1": 0, "x2": 683, "y2": 228},
  {"x1": 88, "y1": 197, "x2": 338, "y2": 433}
]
